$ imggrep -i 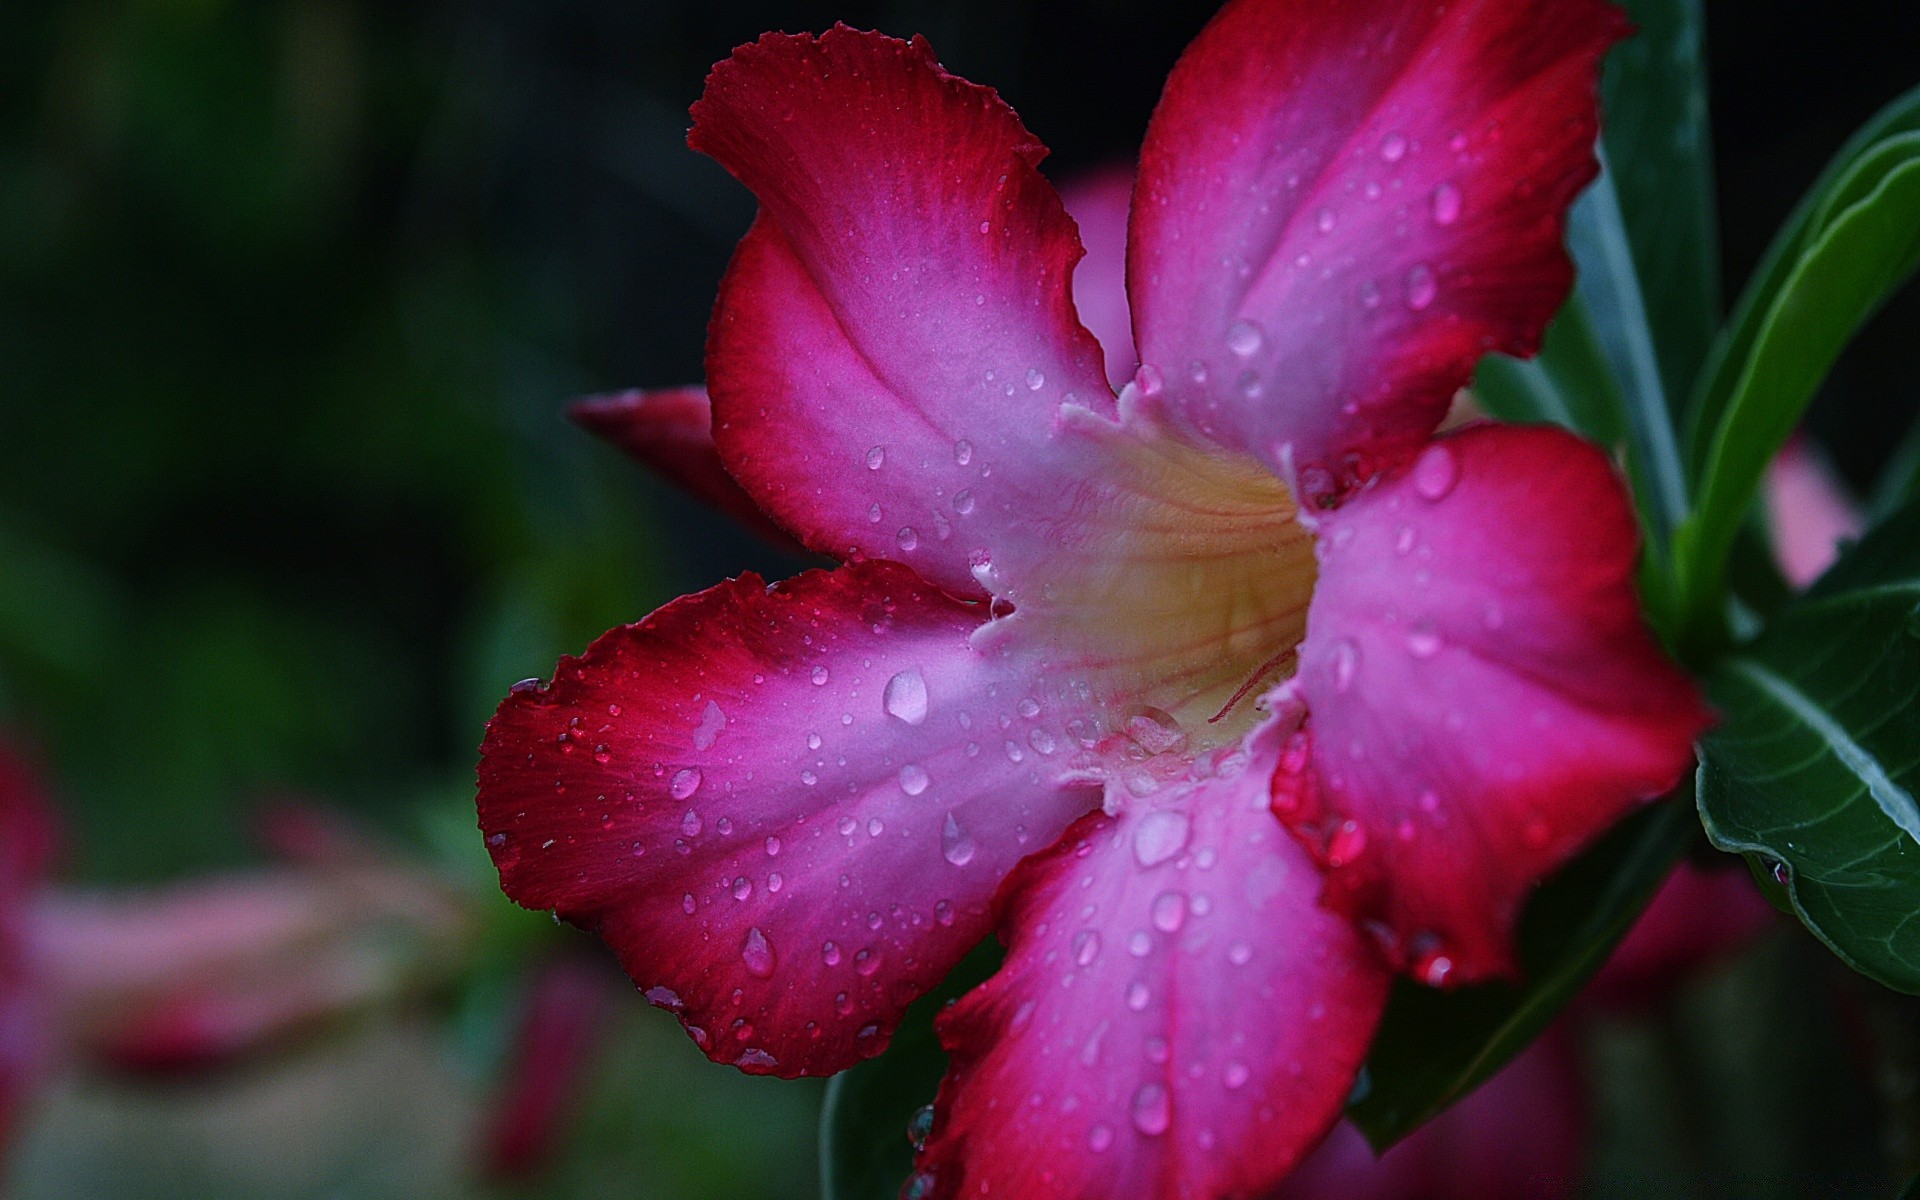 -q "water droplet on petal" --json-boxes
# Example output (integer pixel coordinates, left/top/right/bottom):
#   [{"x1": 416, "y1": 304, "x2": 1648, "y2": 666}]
[
  {"x1": 1088, "y1": 1124, "x2": 1114, "y2": 1153},
  {"x1": 1432, "y1": 181, "x2": 1463, "y2": 225},
  {"x1": 953, "y1": 489, "x2": 975, "y2": 515},
  {"x1": 1412, "y1": 443, "x2": 1459, "y2": 500},
  {"x1": 1329, "y1": 639, "x2": 1360, "y2": 692},
  {"x1": 811, "y1": 665, "x2": 830, "y2": 686},
  {"x1": 1315, "y1": 207, "x2": 1337, "y2": 234},
  {"x1": 692, "y1": 700, "x2": 727, "y2": 751},
  {"x1": 1227, "y1": 942, "x2": 1252, "y2": 967},
  {"x1": 897, "y1": 527, "x2": 919, "y2": 551},
  {"x1": 898, "y1": 763, "x2": 930, "y2": 796},
  {"x1": 1131, "y1": 1083, "x2": 1171, "y2": 1136},
  {"x1": 907, "y1": 1104, "x2": 936, "y2": 1152},
  {"x1": 1133, "y1": 810, "x2": 1192, "y2": 868},
  {"x1": 1406, "y1": 621, "x2": 1442, "y2": 658},
  {"x1": 1150, "y1": 891, "x2": 1187, "y2": 934},
  {"x1": 1224, "y1": 1061, "x2": 1250, "y2": 1089},
  {"x1": 1126, "y1": 981, "x2": 1150, "y2": 1011},
  {"x1": 1073, "y1": 930, "x2": 1101, "y2": 967},
  {"x1": 883, "y1": 668, "x2": 929, "y2": 725},
  {"x1": 741, "y1": 927, "x2": 776, "y2": 977},
  {"x1": 1406, "y1": 263, "x2": 1437, "y2": 311},
  {"x1": 953, "y1": 440, "x2": 973, "y2": 466},
  {"x1": 1225, "y1": 319, "x2": 1265, "y2": 358},
  {"x1": 1134, "y1": 363, "x2": 1165, "y2": 397},
  {"x1": 731, "y1": 876, "x2": 752, "y2": 901},
  {"x1": 1026, "y1": 368, "x2": 1046, "y2": 391},
  {"x1": 1125, "y1": 707, "x2": 1188, "y2": 755},
  {"x1": 1326, "y1": 819, "x2": 1367, "y2": 866},
  {"x1": 680, "y1": 807, "x2": 704, "y2": 837},
  {"x1": 1381, "y1": 133, "x2": 1408, "y2": 162},
  {"x1": 822, "y1": 940, "x2": 842, "y2": 966},
  {"x1": 866, "y1": 446, "x2": 886, "y2": 470},
  {"x1": 941, "y1": 812, "x2": 977, "y2": 866}
]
